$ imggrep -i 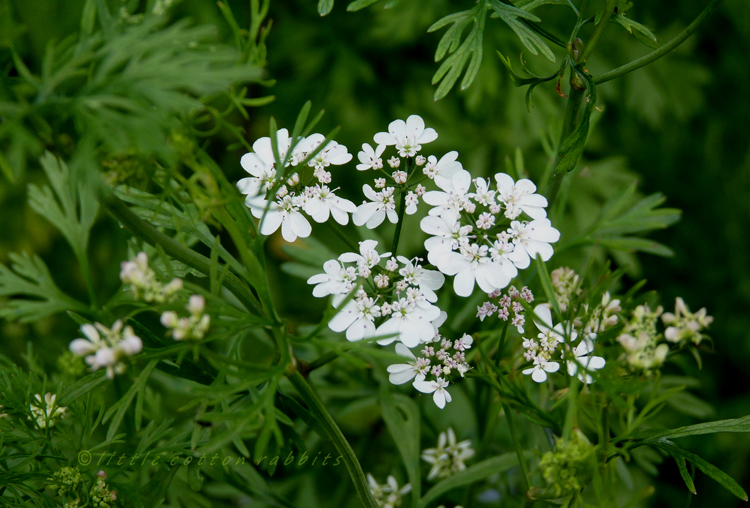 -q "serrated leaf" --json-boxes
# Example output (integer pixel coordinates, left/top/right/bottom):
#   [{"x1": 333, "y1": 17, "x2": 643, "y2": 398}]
[
  {"x1": 658, "y1": 441, "x2": 748, "y2": 501},
  {"x1": 612, "y1": 13, "x2": 659, "y2": 49},
  {"x1": 429, "y1": 3, "x2": 487, "y2": 101},
  {"x1": 381, "y1": 391, "x2": 421, "y2": 508},
  {"x1": 28, "y1": 152, "x2": 99, "y2": 270},
  {"x1": 419, "y1": 452, "x2": 532, "y2": 507},
  {"x1": 0, "y1": 251, "x2": 89, "y2": 322},
  {"x1": 489, "y1": 0, "x2": 555, "y2": 62}
]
